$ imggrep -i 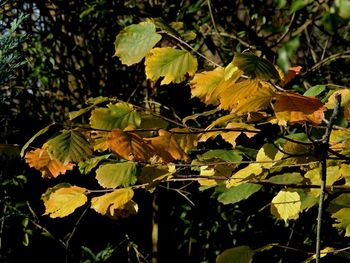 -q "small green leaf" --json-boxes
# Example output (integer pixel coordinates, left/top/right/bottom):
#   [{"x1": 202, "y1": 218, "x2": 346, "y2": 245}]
[
  {"x1": 78, "y1": 154, "x2": 112, "y2": 174},
  {"x1": 47, "y1": 130, "x2": 92, "y2": 164},
  {"x1": 197, "y1": 149, "x2": 242, "y2": 162},
  {"x1": 218, "y1": 183, "x2": 262, "y2": 205},
  {"x1": 303, "y1": 85, "x2": 326, "y2": 96},
  {"x1": 232, "y1": 53, "x2": 280, "y2": 80},
  {"x1": 336, "y1": 0, "x2": 350, "y2": 19},
  {"x1": 96, "y1": 162, "x2": 138, "y2": 188},
  {"x1": 216, "y1": 246, "x2": 254, "y2": 263},
  {"x1": 268, "y1": 172, "x2": 304, "y2": 184},
  {"x1": 328, "y1": 193, "x2": 350, "y2": 213},
  {"x1": 114, "y1": 22, "x2": 162, "y2": 66},
  {"x1": 90, "y1": 102, "x2": 141, "y2": 130}
]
